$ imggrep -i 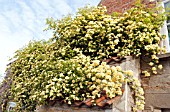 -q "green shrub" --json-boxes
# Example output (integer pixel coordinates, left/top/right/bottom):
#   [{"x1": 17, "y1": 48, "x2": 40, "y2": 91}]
[{"x1": 3, "y1": 3, "x2": 167, "y2": 112}]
